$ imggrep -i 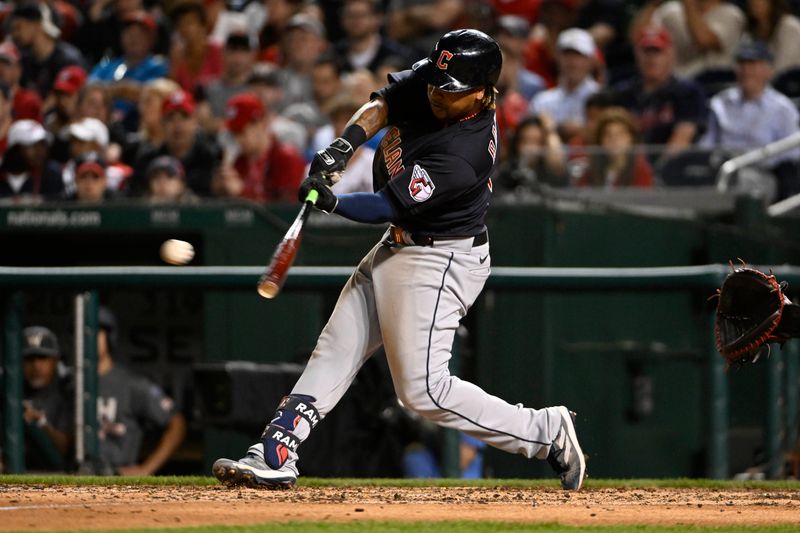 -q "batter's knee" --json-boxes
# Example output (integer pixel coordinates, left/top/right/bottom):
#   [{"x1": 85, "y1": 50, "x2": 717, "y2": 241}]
[{"x1": 395, "y1": 378, "x2": 450, "y2": 422}]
